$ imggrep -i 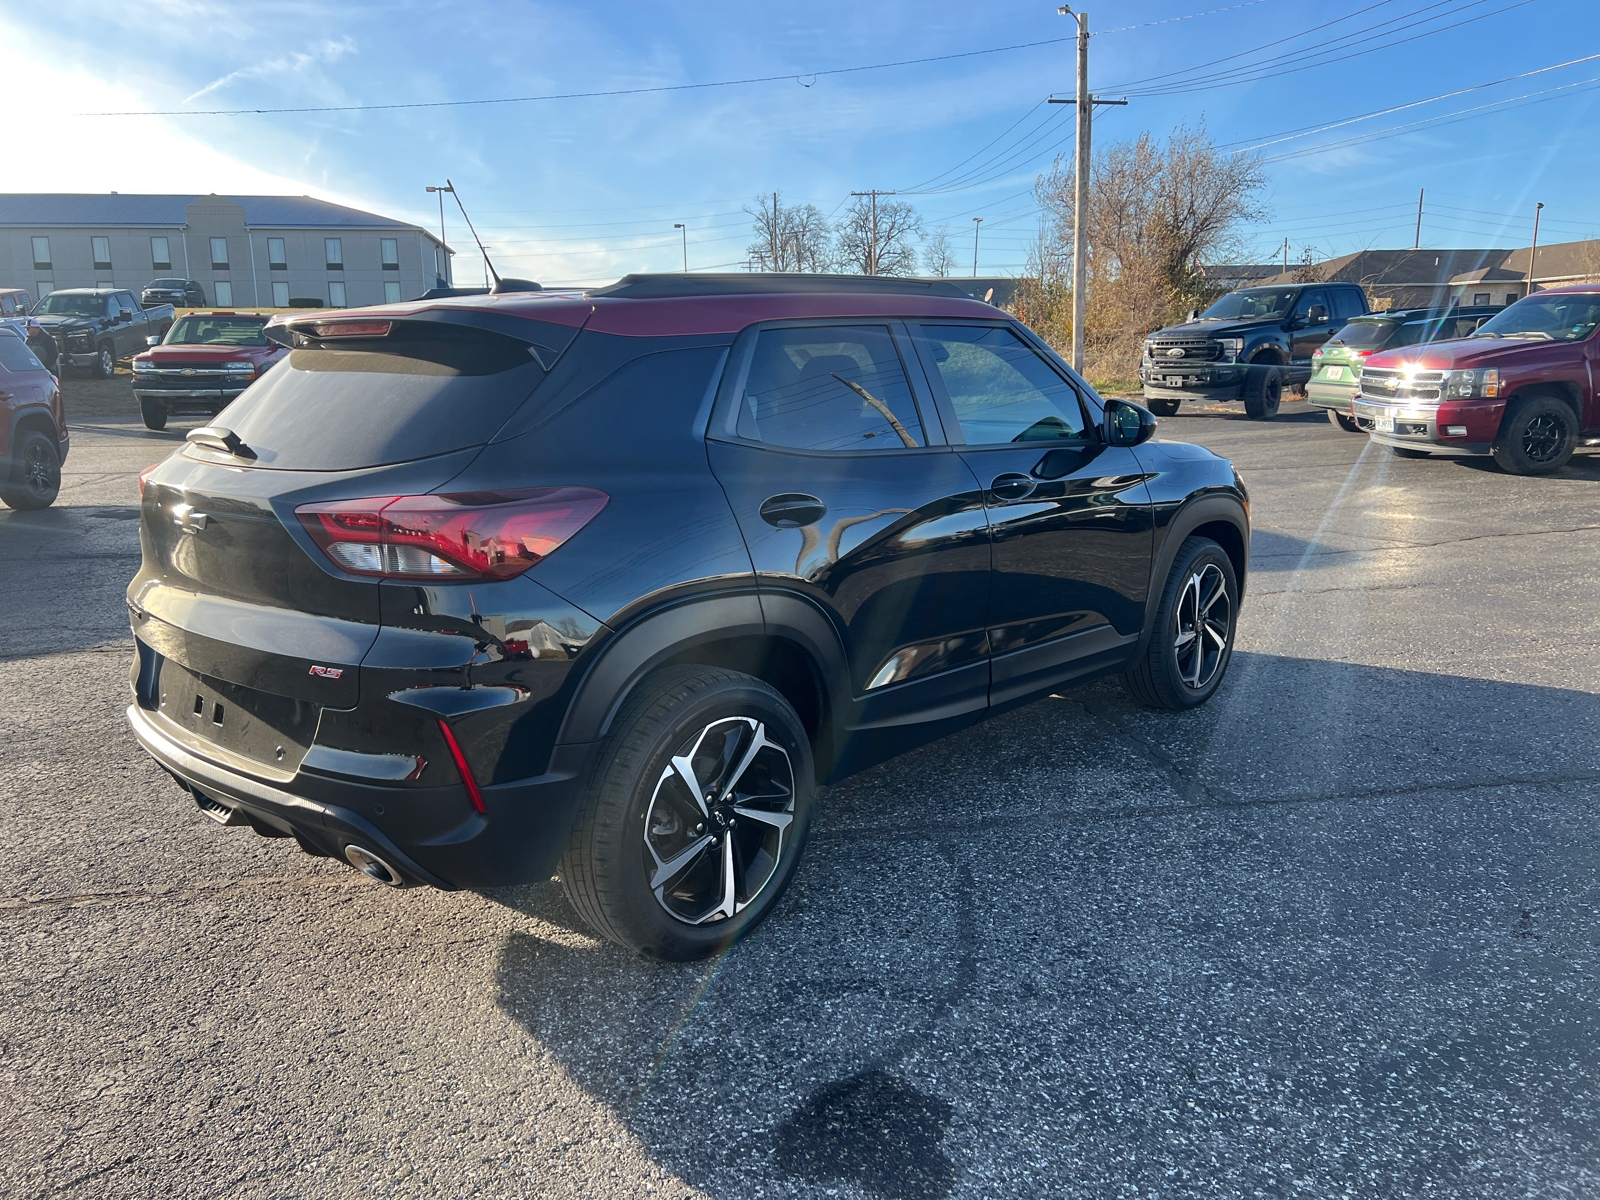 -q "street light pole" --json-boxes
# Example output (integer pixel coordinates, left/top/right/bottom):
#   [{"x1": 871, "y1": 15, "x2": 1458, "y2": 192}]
[
  {"x1": 674, "y1": 223, "x2": 687, "y2": 272},
  {"x1": 972, "y1": 217, "x2": 983, "y2": 277},
  {"x1": 425, "y1": 184, "x2": 453, "y2": 285},
  {"x1": 1528, "y1": 202, "x2": 1545, "y2": 296}
]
